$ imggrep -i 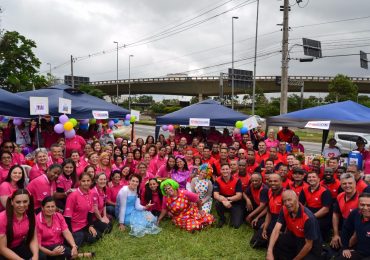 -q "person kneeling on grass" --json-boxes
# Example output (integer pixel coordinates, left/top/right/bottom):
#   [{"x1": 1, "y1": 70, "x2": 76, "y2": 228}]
[
  {"x1": 116, "y1": 174, "x2": 161, "y2": 237},
  {"x1": 157, "y1": 179, "x2": 214, "y2": 232}
]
